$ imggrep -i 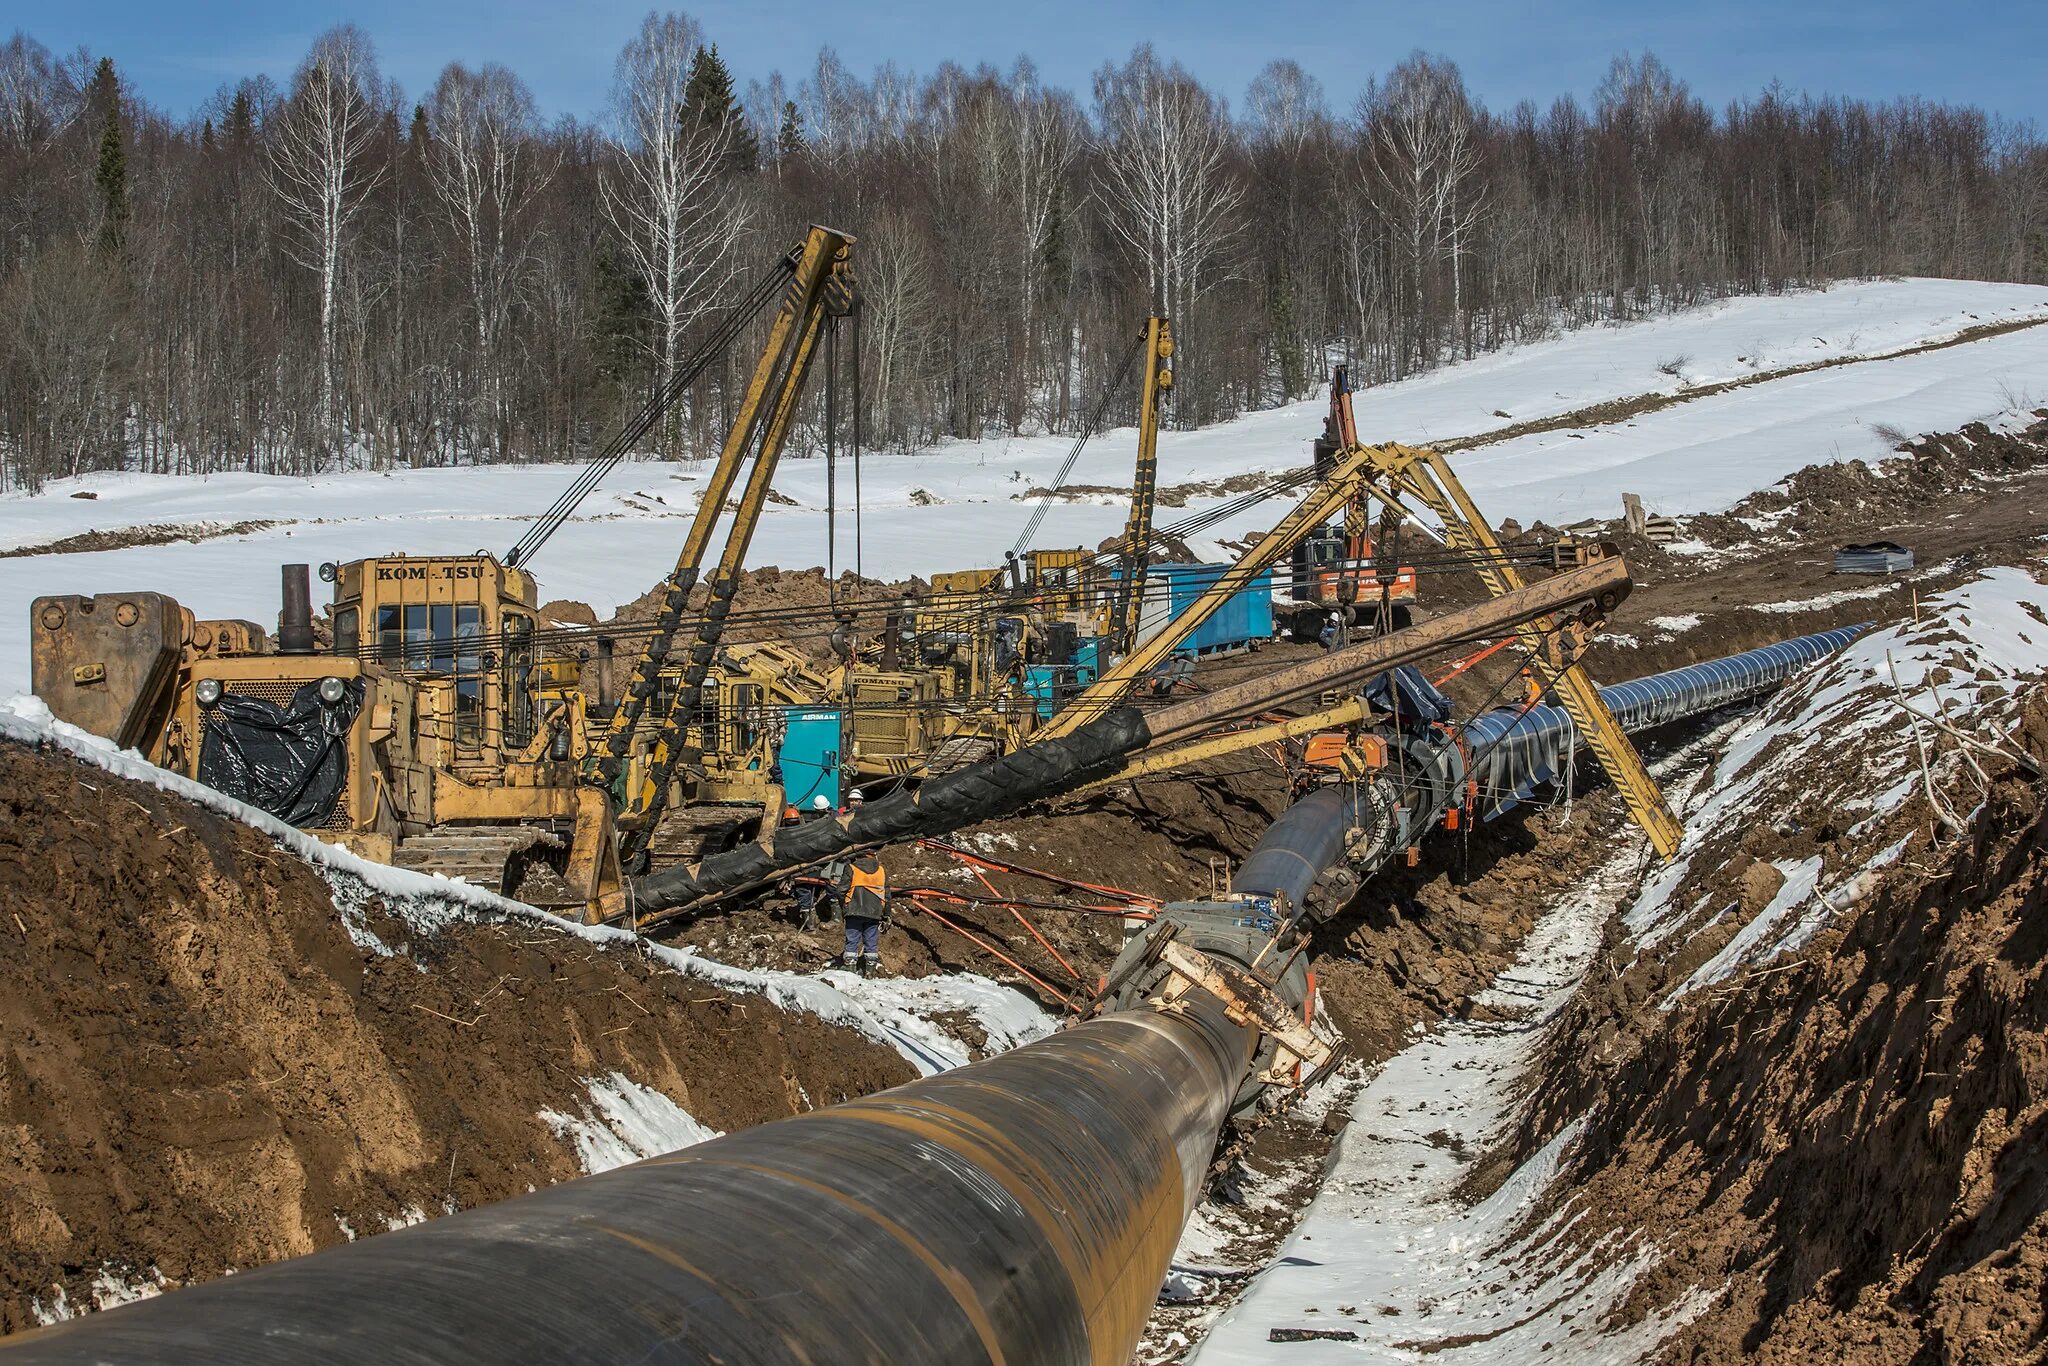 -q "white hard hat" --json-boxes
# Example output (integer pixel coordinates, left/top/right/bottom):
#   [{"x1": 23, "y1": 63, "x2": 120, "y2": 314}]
[
  {"x1": 849, "y1": 789, "x2": 865, "y2": 804},
  {"x1": 811, "y1": 795, "x2": 830, "y2": 810}
]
